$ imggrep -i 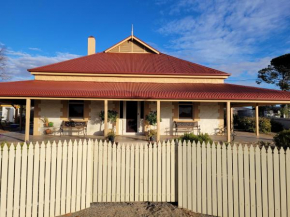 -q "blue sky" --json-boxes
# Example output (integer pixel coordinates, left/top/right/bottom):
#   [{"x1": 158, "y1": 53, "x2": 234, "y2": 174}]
[{"x1": 1, "y1": 0, "x2": 290, "y2": 88}]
